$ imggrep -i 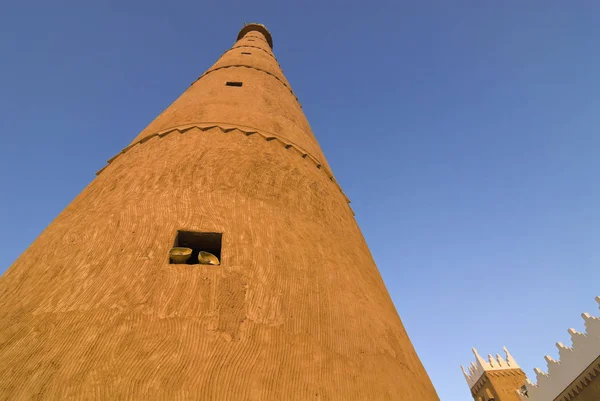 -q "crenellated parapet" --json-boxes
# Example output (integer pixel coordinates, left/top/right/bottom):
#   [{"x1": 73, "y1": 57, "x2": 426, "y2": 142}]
[
  {"x1": 518, "y1": 296, "x2": 600, "y2": 401},
  {"x1": 462, "y1": 346, "x2": 521, "y2": 389}
]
